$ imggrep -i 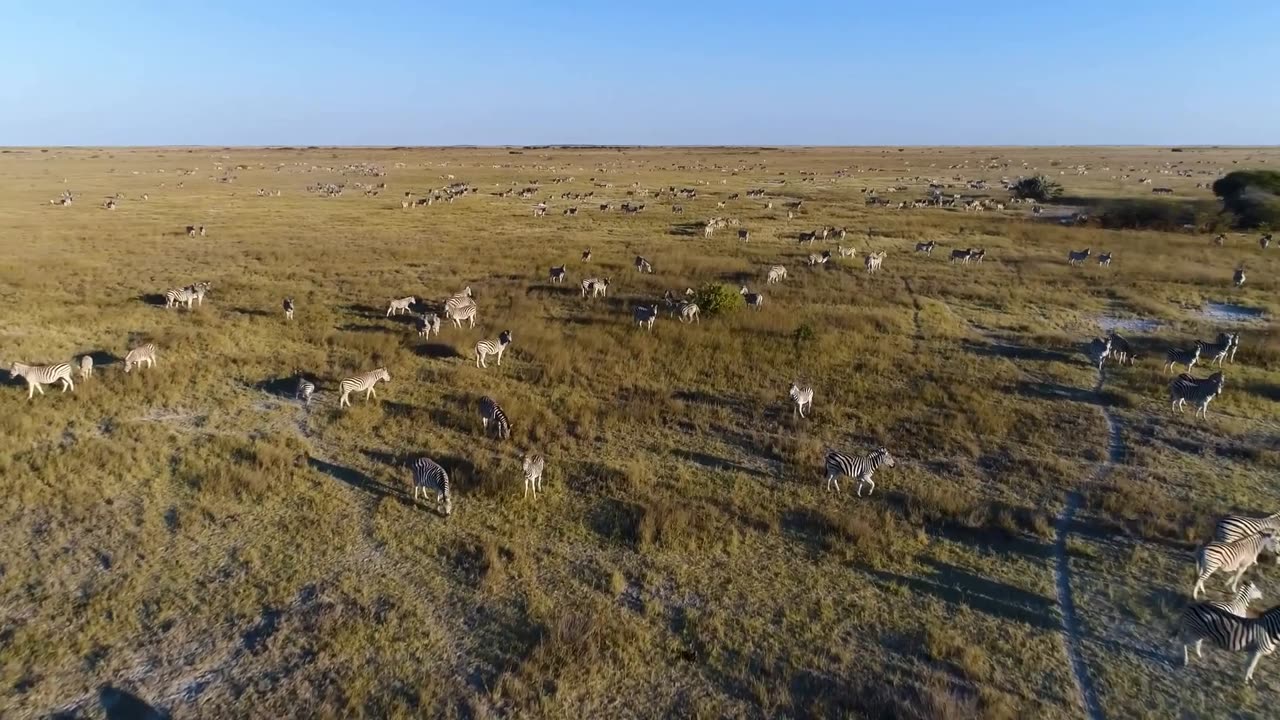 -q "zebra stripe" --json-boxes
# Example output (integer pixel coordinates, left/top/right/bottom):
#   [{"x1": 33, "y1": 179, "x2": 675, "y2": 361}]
[
  {"x1": 915, "y1": 241, "x2": 935, "y2": 254},
  {"x1": 165, "y1": 287, "x2": 197, "y2": 309},
  {"x1": 1165, "y1": 342, "x2": 1202, "y2": 373},
  {"x1": 123, "y1": 343, "x2": 157, "y2": 373},
  {"x1": 9, "y1": 362, "x2": 74, "y2": 398},
  {"x1": 522, "y1": 452, "x2": 546, "y2": 499},
  {"x1": 417, "y1": 313, "x2": 441, "y2": 338},
  {"x1": 950, "y1": 248, "x2": 974, "y2": 263},
  {"x1": 387, "y1": 296, "x2": 416, "y2": 316},
  {"x1": 550, "y1": 265, "x2": 567, "y2": 283},
  {"x1": 740, "y1": 286, "x2": 763, "y2": 310},
  {"x1": 581, "y1": 277, "x2": 610, "y2": 297},
  {"x1": 446, "y1": 300, "x2": 477, "y2": 328},
  {"x1": 1169, "y1": 371, "x2": 1224, "y2": 418},
  {"x1": 190, "y1": 281, "x2": 211, "y2": 306},
  {"x1": 296, "y1": 378, "x2": 315, "y2": 405},
  {"x1": 634, "y1": 305, "x2": 658, "y2": 331},
  {"x1": 1200, "y1": 333, "x2": 1237, "y2": 367},
  {"x1": 1194, "y1": 532, "x2": 1277, "y2": 599},
  {"x1": 79, "y1": 355, "x2": 94, "y2": 380},
  {"x1": 824, "y1": 447, "x2": 896, "y2": 496},
  {"x1": 1216, "y1": 513, "x2": 1280, "y2": 544},
  {"x1": 766, "y1": 265, "x2": 787, "y2": 284},
  {"x1": 1175, "y1": 582, "x2": 1264, "y2": 667},
  {"x1": 1085, "y1": 337, "x2": 1112, "y2": 371},
  {"x1": 788, "y1": 382, "x2": 813, "y2": 418},
  {"x1": 338, "y1": 368, "x2": 390, "y2": 408},
  {"x1": 677, "y1": 302, "x2": 700, "y2": 324},
  {"x1": 479, "y1": 396, "x2": 511, "y2": 439},
  {"x1": 411, "y1": 457, "x2": 452, "y2": 516},
  {"x1": 475, "y1": 330, "x2": 512, "y2": 368},
  {"x1": 1106, "y1": 332, "x2": 1137, "y2": 366}
]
